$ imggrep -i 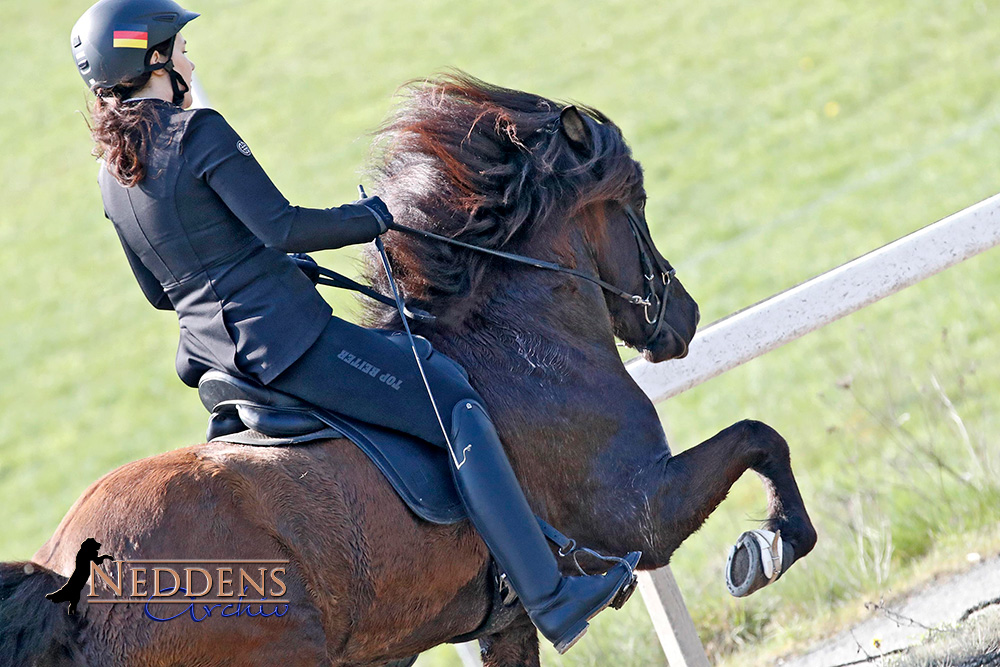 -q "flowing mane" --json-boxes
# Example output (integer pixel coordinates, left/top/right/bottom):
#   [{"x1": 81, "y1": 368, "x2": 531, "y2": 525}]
[{"x1": 364, "y1": 72, "x2": 643, "y2": 327}]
